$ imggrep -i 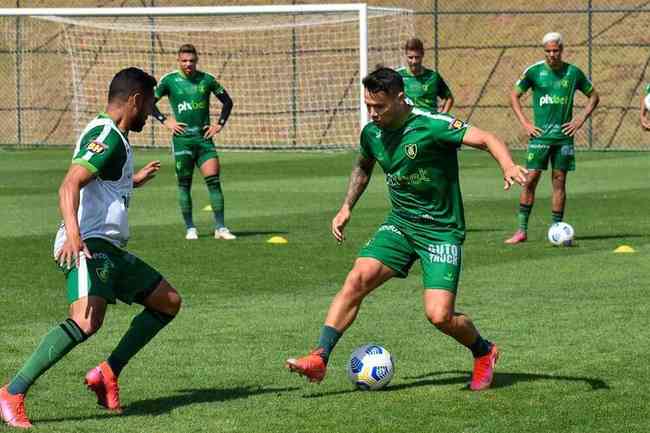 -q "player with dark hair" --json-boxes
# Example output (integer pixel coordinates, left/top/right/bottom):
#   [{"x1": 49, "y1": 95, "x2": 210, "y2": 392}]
[
  {"x1": 286, "y1": 67, "x2": 527, "y2": 391},
  {"x1": 505, "y1": 32, "x2": 599, "y2": 244},
  {"x1": 396, "y1": 37, "x2": 454, "y2": 113},
  {"x1": 153, "y1": 43, "x2": 236, "y2": 240},
  {"x1": 0, "y1": 67, "x2": 182, "y2": 428}
]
